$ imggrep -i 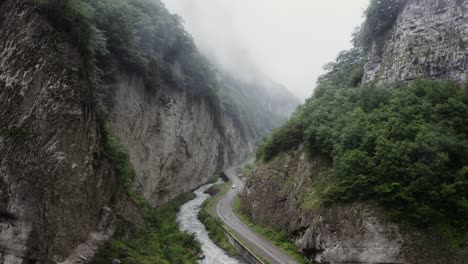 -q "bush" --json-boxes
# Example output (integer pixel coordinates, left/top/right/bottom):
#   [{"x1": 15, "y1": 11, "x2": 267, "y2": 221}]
[
  {"x1": 101, "y1": 122, "x2": 135, "y2": 187},
  {"x1": 358, "y1": 0, "x2": 407, "y2": 52},
  {"x1": 256, "y1": 49, "x2": 364, "y2": 162},
  {"x1": 35, "y1": 0, "x2": 108, "y2": 90},
  {"x1": 94, "y1": 193, "x2": 201, "y2": 264},
  {"x1": 36, "y1": 0, "x2": 224, "y2": 113},
  {"x1": 256, "y1": 119, "x2": 305, "y2": 162}
]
